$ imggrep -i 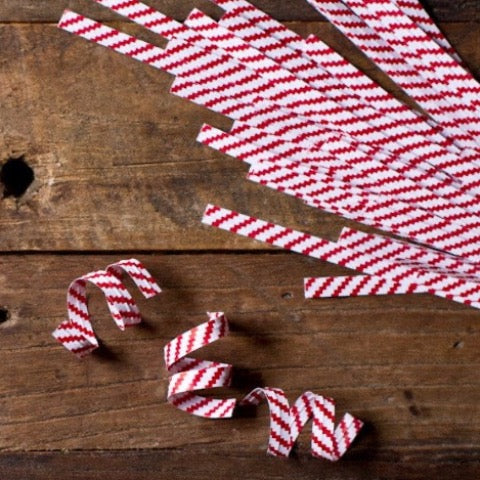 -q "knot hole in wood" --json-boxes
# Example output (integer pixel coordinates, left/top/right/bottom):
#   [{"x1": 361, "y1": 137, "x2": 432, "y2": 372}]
[
  {"x1": 0, "y1": 155, "x2": 34, "y2": 198},
  {"x1": 0, "y1": 307, "x2": 10, "y2": 324}
]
